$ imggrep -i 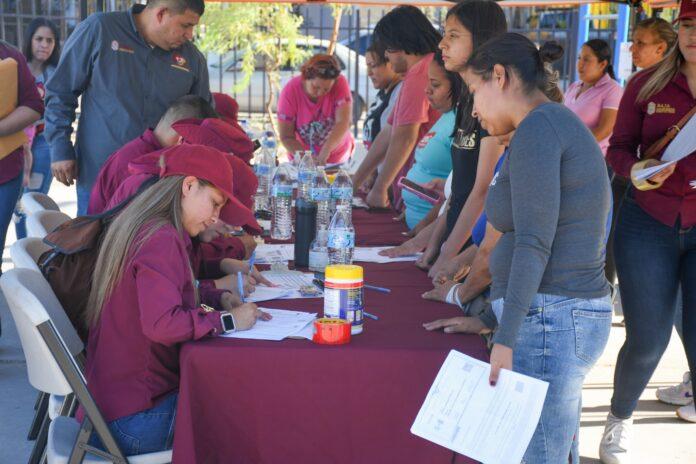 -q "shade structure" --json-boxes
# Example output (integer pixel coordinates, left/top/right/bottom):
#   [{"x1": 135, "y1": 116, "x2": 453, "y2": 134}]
[{"x1": 208, "y1": 0, "x2": 678, "y2": 7}]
